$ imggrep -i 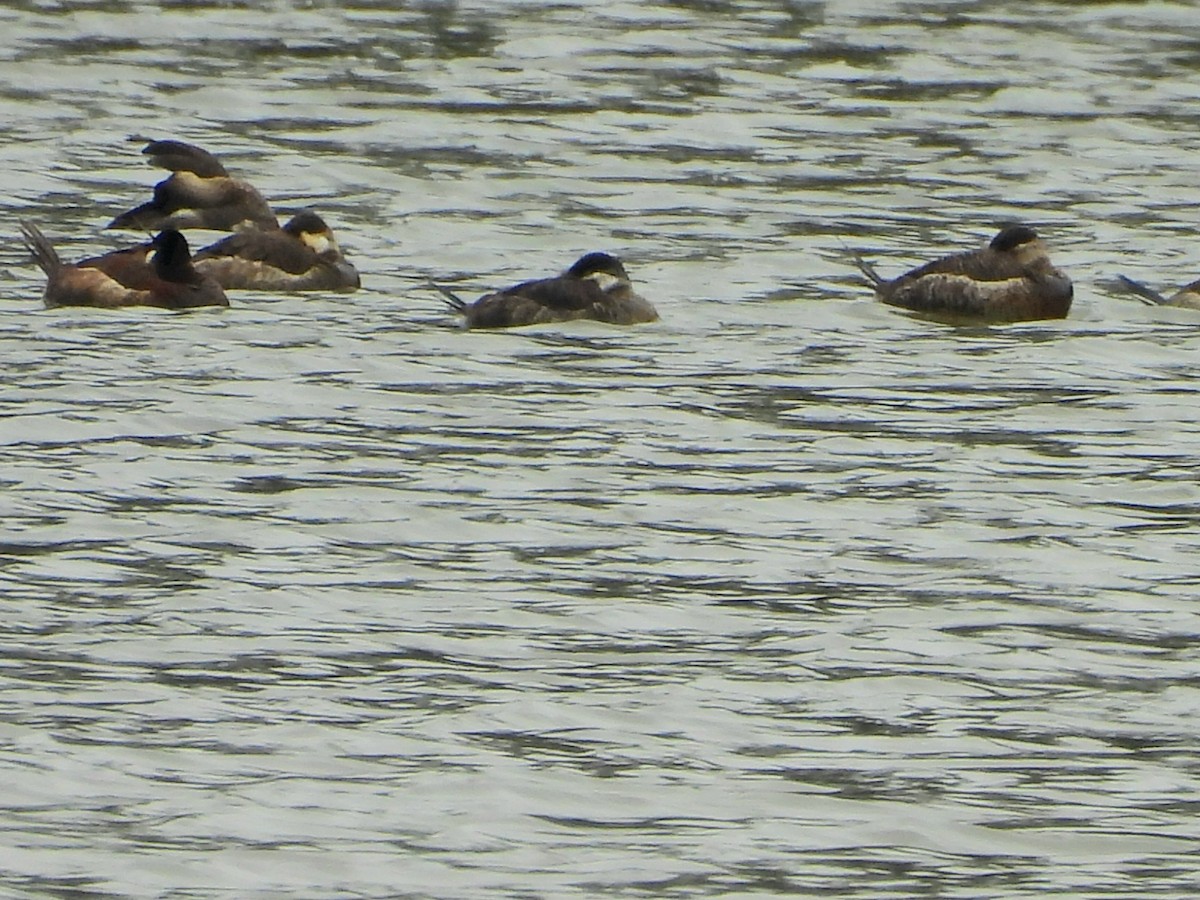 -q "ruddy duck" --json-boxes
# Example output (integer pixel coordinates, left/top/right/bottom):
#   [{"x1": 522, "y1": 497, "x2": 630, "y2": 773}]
[
  {"x1": 1115, "y1": 275, "x2": 1200, "y2": 311},
  {"x1": 20, "y1": 221, "x2": 229, "y2": 310},
  {"x1": 434, "y1": 252, "x2": 658, "y2": 329},
  {"x1": 191, "y1": 210, "x2": 360, "y2": 292},
  {"x1": 855, "y1": 225, "x2": 1073, "y2": 323},
  {"x1": 108, "y1": 139, "x2": 277, "y2": 232}
]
